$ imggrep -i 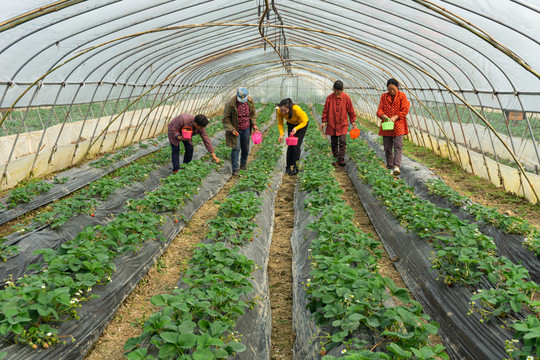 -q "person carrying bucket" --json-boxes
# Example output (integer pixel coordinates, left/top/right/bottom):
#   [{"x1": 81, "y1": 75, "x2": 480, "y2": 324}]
[
  {"x1": 377, "y1": 78, "x2": 410, "y2": 176},
  {"x1": 321, "y1": 80, "x2": 358, "y2": 167},
  {"x1": 222, "y1": 87, "x2": 258, "y2": 176},
  {"x1": 277, "y1": 98, "x2": 309, "y2": 175},
  {"x1": 167, "y1": 114, "x2": 220, "y2": 173}
]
